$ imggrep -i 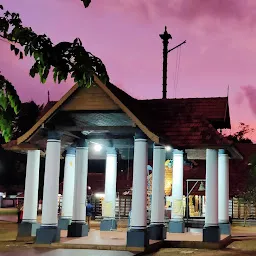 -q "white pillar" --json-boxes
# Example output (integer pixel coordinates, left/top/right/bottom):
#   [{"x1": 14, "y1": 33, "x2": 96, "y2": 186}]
[
  {"x1": 169, "y1": 149, "x2": 184, "y2": 233},
  {"x1": 103, "y1": 148, "x2": 117, "y2": 218},
  {"x1": 35, "y1": 131, "x2": 61, "y2": 244},
  {"x1": 61, "y1": 148, "x2": 76, "y2": 220},
  {"x1": 205, "y1": 149, "x2": 218, "y2": 227},
  {"x1": 41, "y1": 135, "x2": 61, "y2": 227},
  {"x1": 218, "y1": 149, "x2": 229, "y2": 223},
  {"x1": 218, "y1": 149, "x2": 230, "y2": 235},
  {"x1": 130, "y1": 134, "x2": 148, "y2": 229},
  {"x1": 100, "y1": 147, "x2": 118, "y2": 231},
  {"x1": 149, "y1": 144, "x2": 166, "y2": 240},
  {"x1": 72, "y1": 143, "x2": 88, "y2": 222},
  {"x1": 203, "y1": 149, "x2": 220, "y2": 242},
  {"x1": 68, "y1": 140, "x2": 89, "y2": 237},
  {"x1": 127, "y1": 130, "x2": 149, "y2": 248},
  {"x1": 22, "y1": 150, "x2": 40, "y2": 223},
  {"x1": 150, "y1": 144, "x2": 166, "y2": 224}
]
